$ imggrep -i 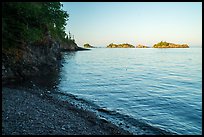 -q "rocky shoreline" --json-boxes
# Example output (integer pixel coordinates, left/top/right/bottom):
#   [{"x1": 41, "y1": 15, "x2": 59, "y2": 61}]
[
  {"x1": 2, "y1": 35, "x2": 88, "y2": 86},
  {"x1": 2, "y1": 87, "x2": 132, "y2": 135}
]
